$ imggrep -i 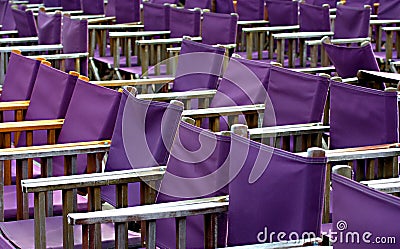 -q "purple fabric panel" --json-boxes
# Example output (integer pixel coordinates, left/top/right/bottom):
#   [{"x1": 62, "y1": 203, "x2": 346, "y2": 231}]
[
  {"x1": 0, "y1": 216, "x2": 140, "y2": 248},
  {"x1": 37, "y1": 11, "x2": 61, "y2": 45},
  {"x1": 307, "y1": 0, "x2": 337, "y2": 8},
  {"x1": 11, "y1": 9, "x2": 38, "y2": 37},
  {"x1": 228, "y1": 134, "x2": 325, "y2": 246},
  {"x1": 330, "y1": 81, "x2": 398, "y2": 149},
  {"x1": 105, "y1": 0, "x2": 116, "y2": 16},
  {"x1": 0, "y1": 1, "x2": 16, "y2": 31},
  {"x1": 334, "y1": 5, "x2": 370, "y2": 39},
  {"x1": 44, "y1": 0, "x2": 61, "y2": 7},
  {"x1": 169, "y1": 7, "x2": 201, "y2": 38},
  {"x1": 378, "y1": 0, "x2": 400, "y2": 20},
  {"x1": 28, "y1": 0, "x2": 42, "y2": 3},
  {"x1": 185, "y1": 0, "x2": 211, "y2": 9},
  {"x1": 0, "y1": 53, "x2": 40, "y2": 102},
  {"x1": 52, "y1": 80, "x2": 121, "y2": 176},
  {"x1": 3, "y1": 185, "x2": 87, "y2": 220},
  {"x1": 61, "y1": 0, "x2": 81, "y2": 11},
  {"x1": 115, "y1": 0, "x2": 141, "y2": 23},
  {"x1": 82, "y1": 0, "x2": 105, "y2": 14},
  {"x1": 152, "y1": 0, "x2": 179, "y2": 3},
  {"x1": 299, "y1": 3, "x2": 331, "y2": 32},
  {"x1": 201, "y1": 11, "x2": 238, "y2": 45},
  {"x1": 143, "y1": 2, "x2": 170, "y2": 31},
  {"x1": 265, "y1": 0, "x2": 299, "y2": 26},
  {"x1": 18, "y1": 65, "x2": 77, "y2": 147},
  {"x1": 323, "y1": 43, "x2": 379, "y2": 78},
  {"x1": 332, "y1": 174, "x2": 400, "y2": 249},
  {"x1": 263, "y1": 66, "x2": 329, "y2": 127},
  {"x1": 156, "y1": 121, "x2": 230, "y2": 249},
  {"x1": 236, "y1": 0, "x2": 265, "y2": 21},
  {"x1": 345, "y1": 0, "x2": 375, "y2": 7},
  {"x1": 215, "y1": 0, "x2": 235, "y2": 14},
  {"x1": 101, "y1": 88, "x2": 183, "y2": 207},
  {"x1": 62, "y1": 16, "x2": 88, "y2": 75},
  {"x1": 172, "y1": 39, "x2": 225, "y2": 92}
]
